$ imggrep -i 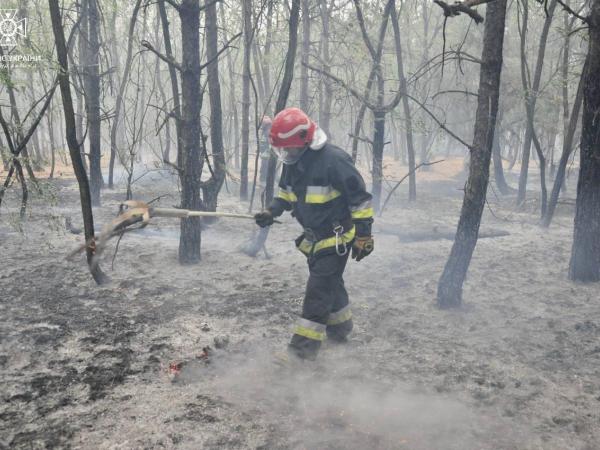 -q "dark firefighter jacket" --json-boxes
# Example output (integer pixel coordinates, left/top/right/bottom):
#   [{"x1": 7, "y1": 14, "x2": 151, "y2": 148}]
[{"x1": 268, "y1": 143, "x2": 374, "y2": 256}]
